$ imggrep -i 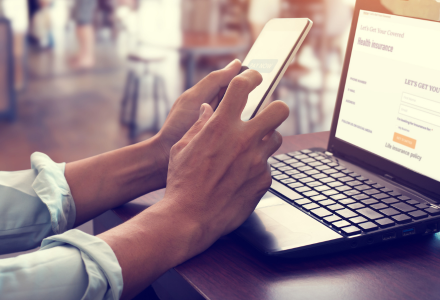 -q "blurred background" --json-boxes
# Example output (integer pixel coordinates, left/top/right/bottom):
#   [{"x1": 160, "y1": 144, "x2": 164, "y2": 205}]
[{"x1": 0, "y1": 0, "x2": 356, "y2": 172}]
